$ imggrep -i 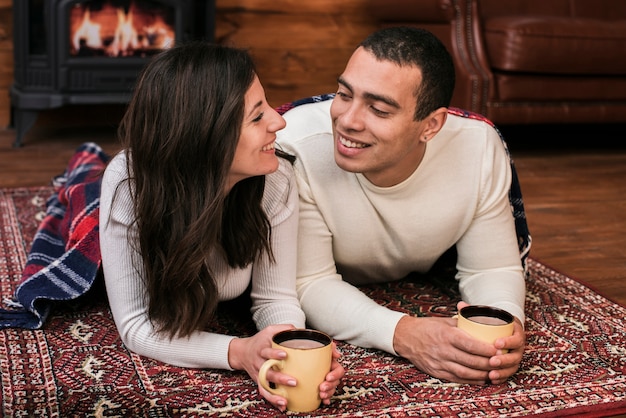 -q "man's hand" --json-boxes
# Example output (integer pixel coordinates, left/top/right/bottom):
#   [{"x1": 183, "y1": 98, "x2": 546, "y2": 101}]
[
  {"x1": 392, "y1": 308, "x2": 525, "y2": 384},
  {"x1": 487, "y1": 317, "x2": 525, "y2": 384}
]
